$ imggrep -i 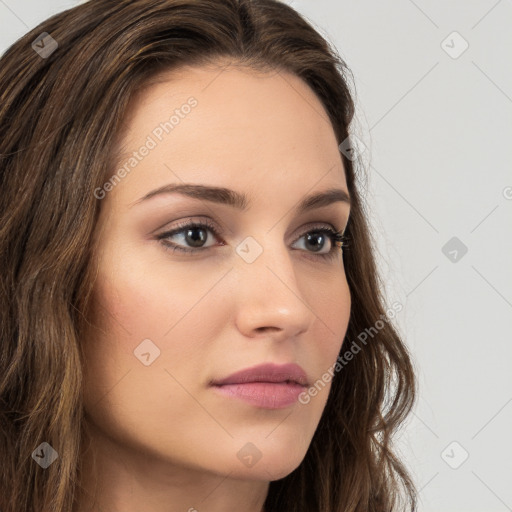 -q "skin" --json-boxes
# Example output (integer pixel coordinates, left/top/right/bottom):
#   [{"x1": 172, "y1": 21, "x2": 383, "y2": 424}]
[{"x1": 76, "y1": 60, "x2": 351, "y2": 512}]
